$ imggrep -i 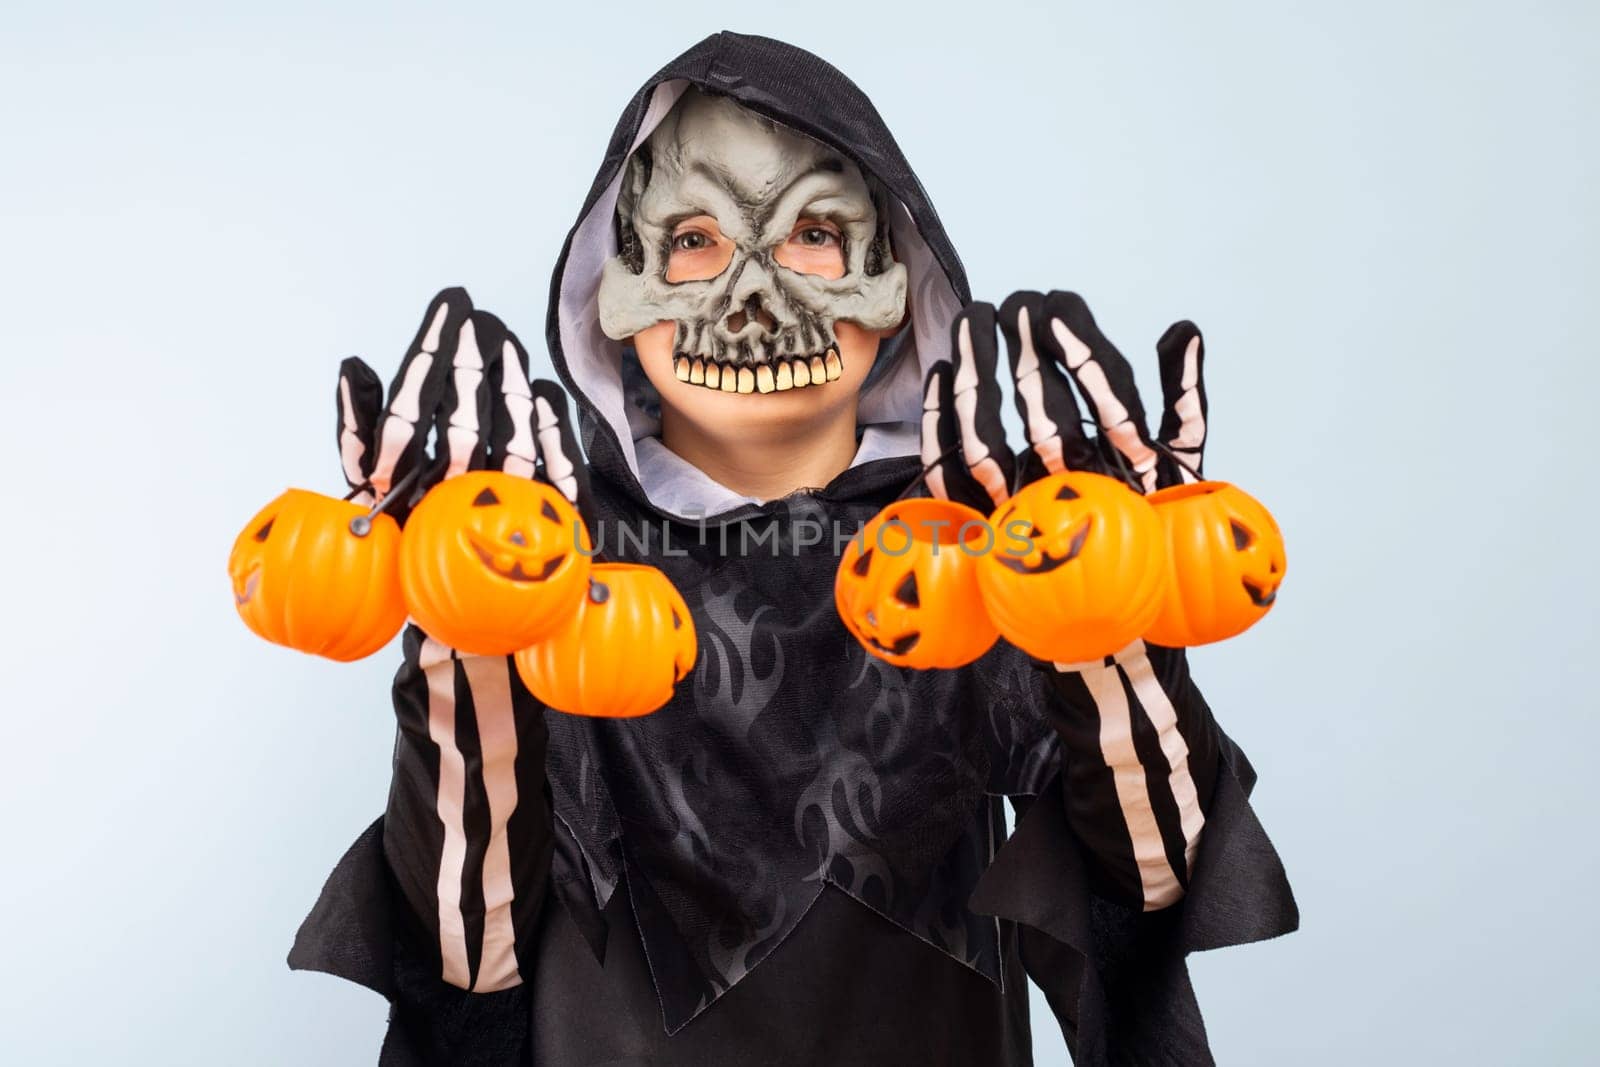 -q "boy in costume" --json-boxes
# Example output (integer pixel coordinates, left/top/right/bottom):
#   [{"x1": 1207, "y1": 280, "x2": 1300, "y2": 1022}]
[{"x1": 290, "y1": 32, "x2": 1297, "y2": 1065}]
